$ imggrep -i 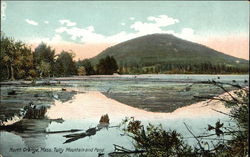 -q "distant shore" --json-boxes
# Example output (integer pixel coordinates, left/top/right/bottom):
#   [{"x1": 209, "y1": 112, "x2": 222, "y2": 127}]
[{"x1": 1, "y1": 74, "x2": 249, "y2": 86}]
